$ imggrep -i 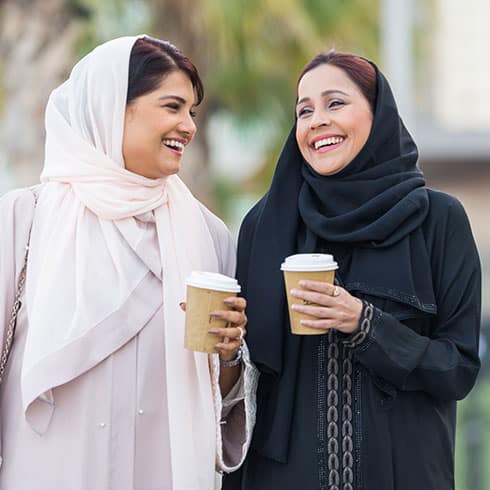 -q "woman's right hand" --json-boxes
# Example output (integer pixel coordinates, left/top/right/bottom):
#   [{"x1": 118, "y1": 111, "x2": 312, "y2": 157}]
[{"x1": 290, "y1": 280, "x2": 363, "y2": 334}]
